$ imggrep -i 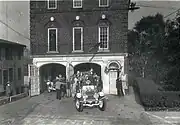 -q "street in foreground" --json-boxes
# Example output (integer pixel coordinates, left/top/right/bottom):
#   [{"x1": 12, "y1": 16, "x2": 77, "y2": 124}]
[{"x1": 0, "y1": 90, "x2": 180, "y2": 125}]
